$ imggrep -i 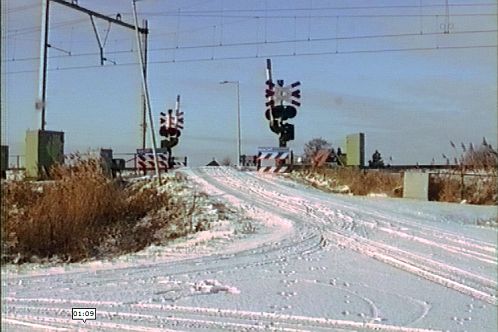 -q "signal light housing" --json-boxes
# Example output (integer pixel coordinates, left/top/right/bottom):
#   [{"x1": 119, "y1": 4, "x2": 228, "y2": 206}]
[{"x1": 281, "y1": 123, "x2": 294, "y2": 141}]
